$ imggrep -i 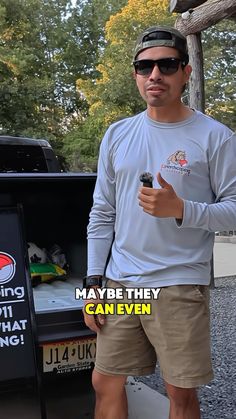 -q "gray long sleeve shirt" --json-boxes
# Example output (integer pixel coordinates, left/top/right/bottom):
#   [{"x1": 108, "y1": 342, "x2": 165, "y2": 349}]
[{"x1": 87, "y1": 110, "x2": 236, "y2": 287}]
